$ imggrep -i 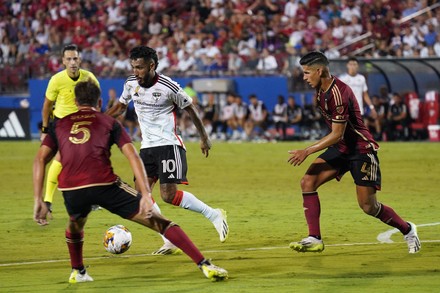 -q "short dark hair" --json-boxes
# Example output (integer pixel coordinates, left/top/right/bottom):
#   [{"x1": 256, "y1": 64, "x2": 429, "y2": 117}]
[
  {"x1": 347, "y1": 56, "x2": 359, "y2": 63},
  {"x1": 299, "y1": 51, "x2": 329, "y2": 67},
  {"x1": 62, "y1": 44, "x2": 79, "y2": 56},
  {"x1": 129, "y1": 46, "x2": 158, "y2": 70},
  {"x1": 74, "y1": 80, "x2": 101, "y2": 107}
]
